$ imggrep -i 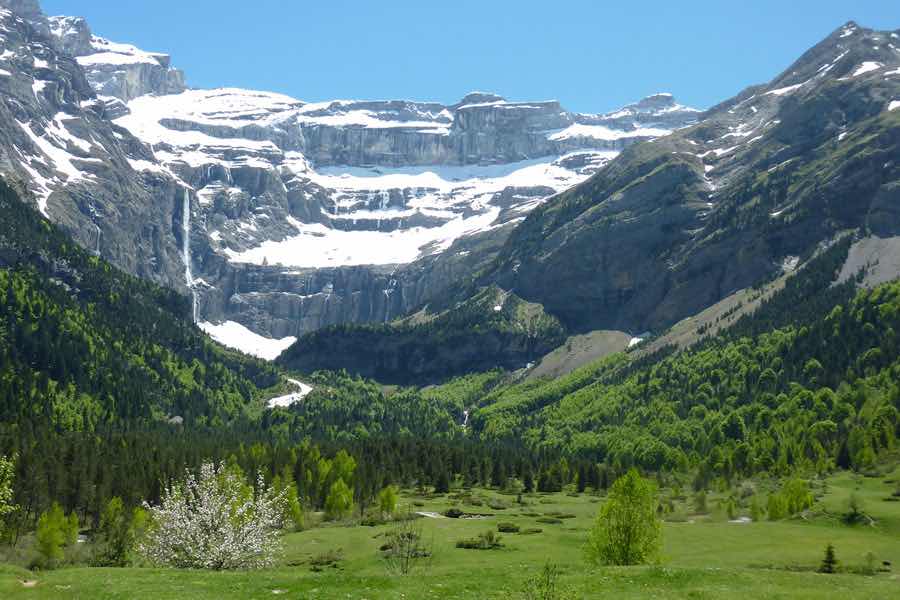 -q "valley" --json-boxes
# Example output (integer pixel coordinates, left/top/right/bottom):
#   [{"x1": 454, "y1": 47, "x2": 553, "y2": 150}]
[{"x1": 0, "y1": 0, "x2": 898, "y2": 597}]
